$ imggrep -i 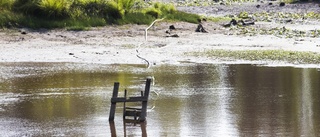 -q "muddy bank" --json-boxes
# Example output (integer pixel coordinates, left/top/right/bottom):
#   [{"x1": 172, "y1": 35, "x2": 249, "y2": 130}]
[{"x1": 1, "y1": 1, "x2": 320, "y2": 66}]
